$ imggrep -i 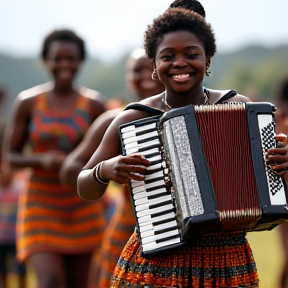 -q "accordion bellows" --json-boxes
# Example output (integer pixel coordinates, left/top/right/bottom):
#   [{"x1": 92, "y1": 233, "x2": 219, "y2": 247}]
[{"x1": 119, "y1": 102, "x2": 288, "y2": 257}]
